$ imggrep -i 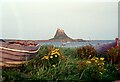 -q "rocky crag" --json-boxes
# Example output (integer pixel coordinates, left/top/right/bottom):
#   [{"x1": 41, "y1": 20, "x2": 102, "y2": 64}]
[{"x1": 49, "y1": 28, "x2": 85, "y2": 42}]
